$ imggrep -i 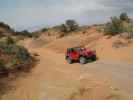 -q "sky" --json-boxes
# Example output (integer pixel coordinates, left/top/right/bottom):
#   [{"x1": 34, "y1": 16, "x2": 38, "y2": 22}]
[{"x1": 0, "y1": 0, "x2": 133, "y2": 31}]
